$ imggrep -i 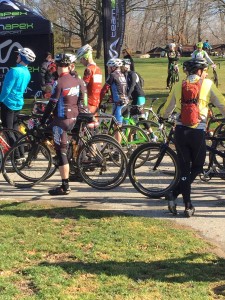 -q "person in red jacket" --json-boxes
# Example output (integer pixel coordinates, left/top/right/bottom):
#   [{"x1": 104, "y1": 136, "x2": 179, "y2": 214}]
[{"x1": 76, "y1": 44, "x2": 103, "y2": 114}]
